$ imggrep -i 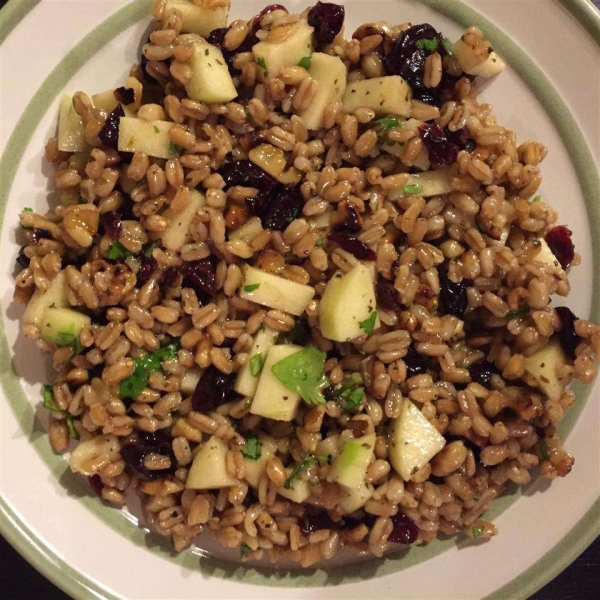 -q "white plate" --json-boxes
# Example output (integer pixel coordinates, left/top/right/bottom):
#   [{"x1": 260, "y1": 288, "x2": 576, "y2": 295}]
[{"x1": 0, "y1": 1, "x2": 598, "y2": 598}]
